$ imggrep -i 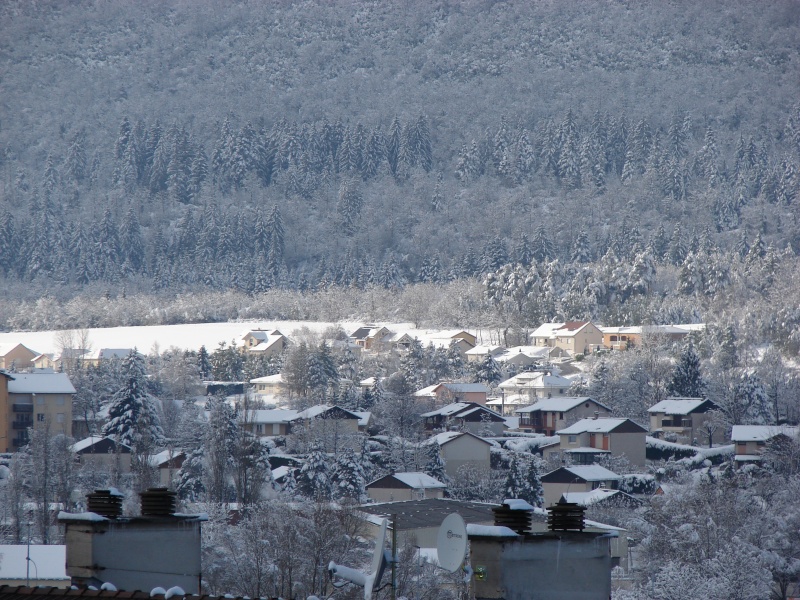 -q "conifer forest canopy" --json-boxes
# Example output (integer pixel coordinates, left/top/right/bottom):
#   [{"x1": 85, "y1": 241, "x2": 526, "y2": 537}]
[{"x1": 1, "y1": 0, "x2": 799, "y2": 336}]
